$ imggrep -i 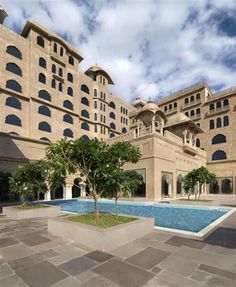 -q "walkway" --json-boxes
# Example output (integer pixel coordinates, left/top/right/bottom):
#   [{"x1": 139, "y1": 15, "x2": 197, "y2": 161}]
[{"x1": 0, "y1": 211, "x2": 235, "y2": 286}]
